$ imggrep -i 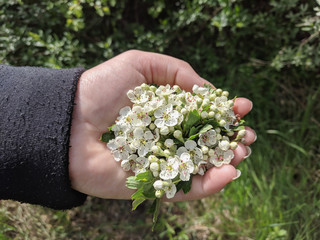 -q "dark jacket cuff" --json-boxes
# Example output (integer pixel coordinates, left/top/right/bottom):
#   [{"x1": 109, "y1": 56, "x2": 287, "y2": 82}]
[{"x1": 0, "y1": 65, "x2": 87, "y2": 209}]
